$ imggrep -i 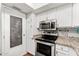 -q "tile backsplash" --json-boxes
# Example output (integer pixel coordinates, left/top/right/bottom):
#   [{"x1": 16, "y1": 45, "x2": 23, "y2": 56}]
[
  {"x1": 58, "y1": 27, "x2": 79, "y2": 37},
  {"x1": 68, "y1": 32, "x2": 79, "y2": 37}
]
